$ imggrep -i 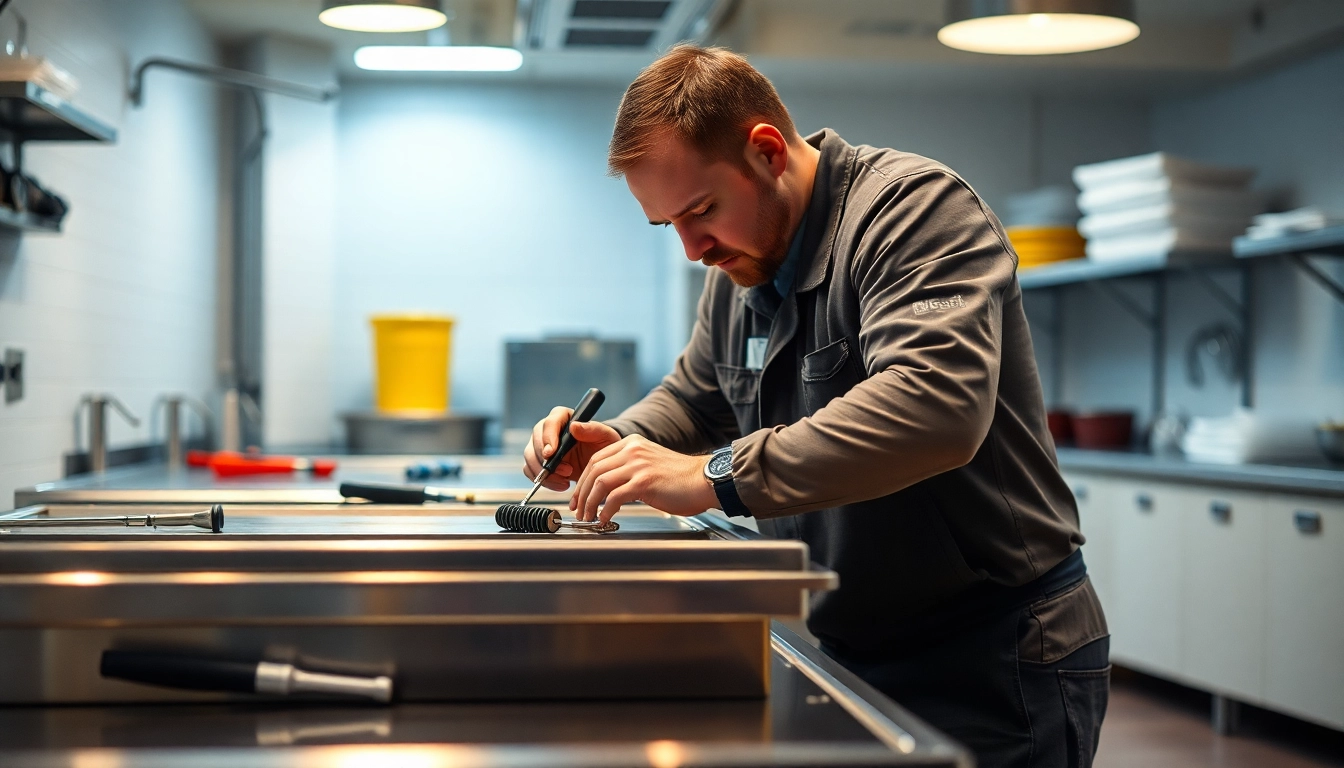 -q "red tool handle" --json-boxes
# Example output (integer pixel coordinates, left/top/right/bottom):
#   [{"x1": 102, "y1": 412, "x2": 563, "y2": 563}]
[{"x1": 206, "y1": 453, "x2": 337, "y2": 477}]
